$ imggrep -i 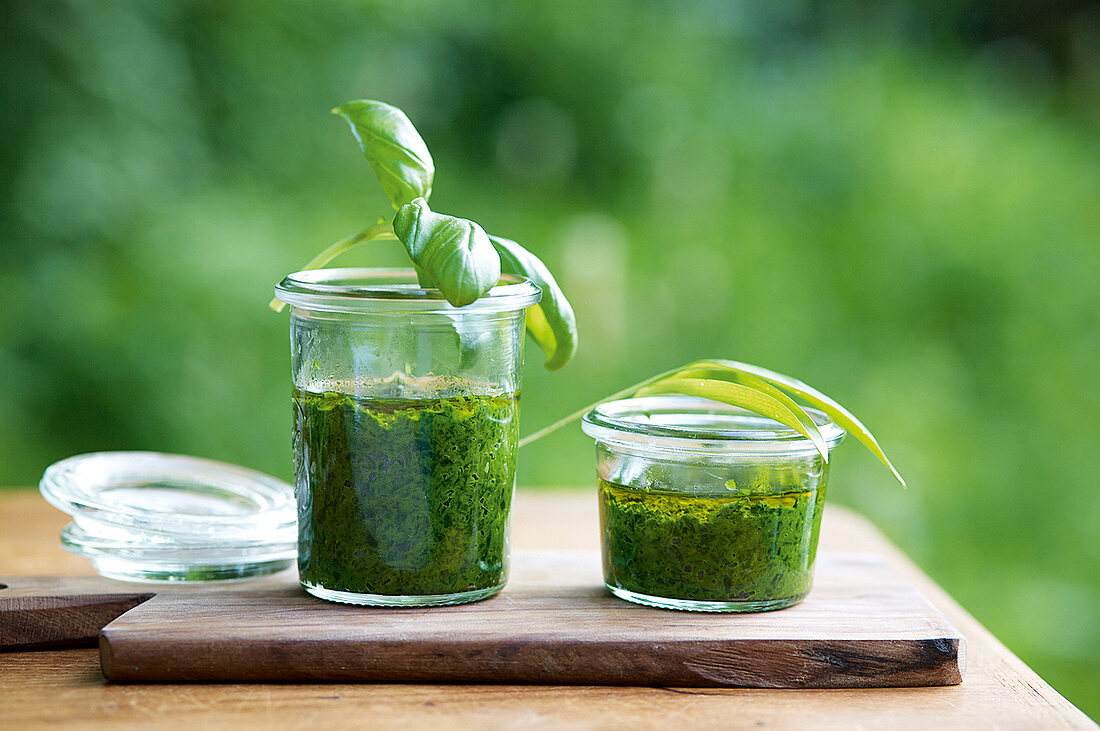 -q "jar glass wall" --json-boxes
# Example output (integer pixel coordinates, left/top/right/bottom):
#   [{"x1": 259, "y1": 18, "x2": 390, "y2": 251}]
[
  {"x1": 581, "y1": 396, "x2": 845, "y2": 612},
  {"x1": 275, "y1": 268, "x2": 540, "y2": 606}
]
